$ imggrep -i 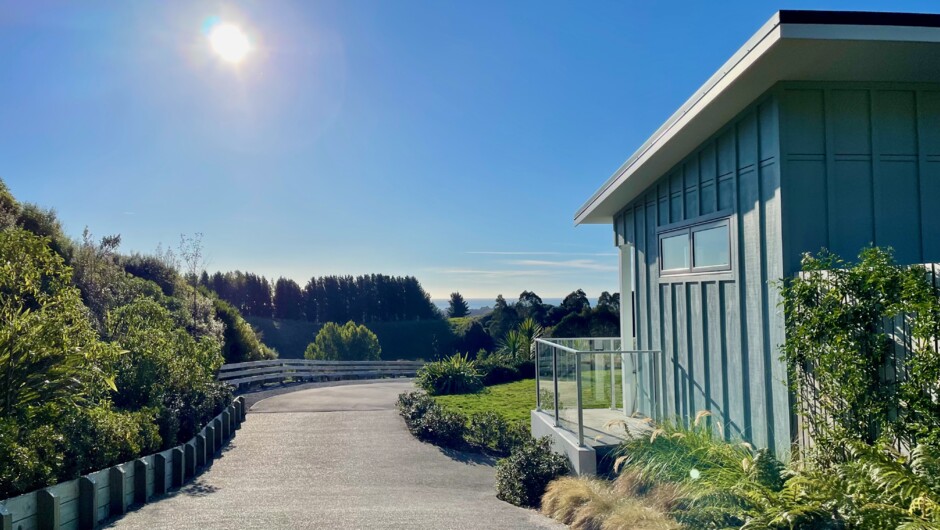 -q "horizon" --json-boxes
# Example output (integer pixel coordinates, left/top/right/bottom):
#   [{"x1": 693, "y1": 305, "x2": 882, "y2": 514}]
[{"x1": 3, "y1": 0, "x2": 934, "y2": 299}]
